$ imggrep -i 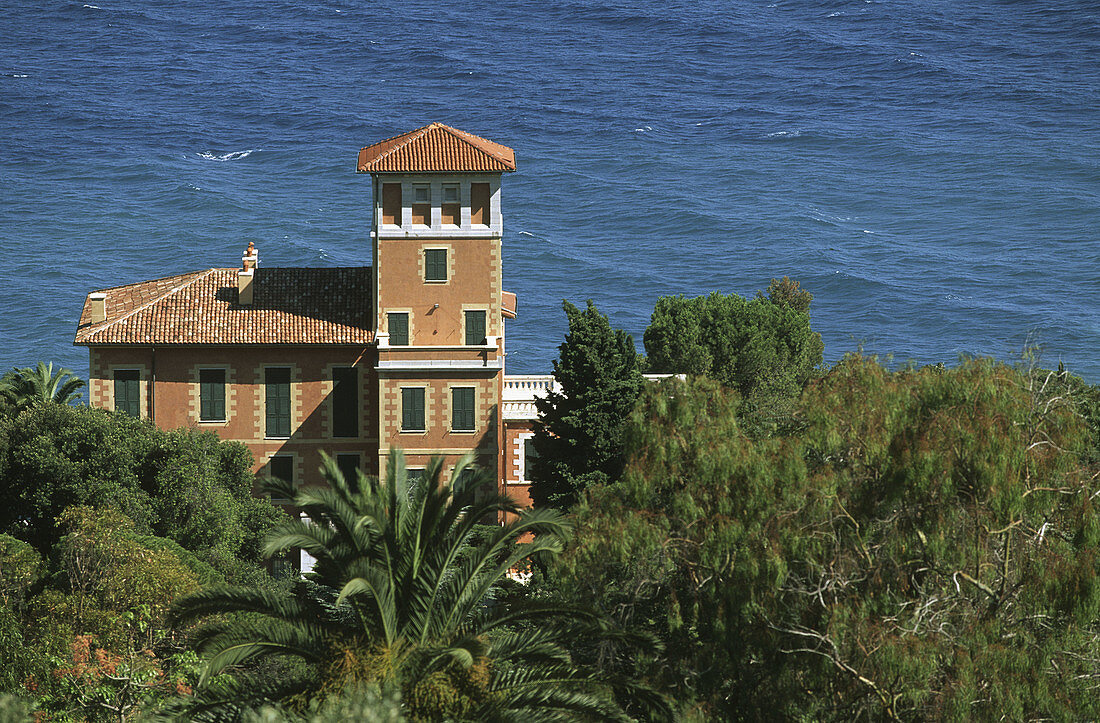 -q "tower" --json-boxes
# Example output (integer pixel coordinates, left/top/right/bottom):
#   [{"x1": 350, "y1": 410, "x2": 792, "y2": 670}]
[{"x1": 358, "y1": 123, "x2": 516, "y2": 485}]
